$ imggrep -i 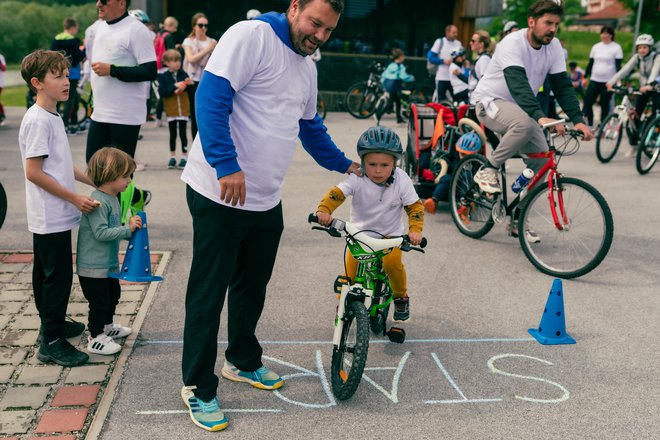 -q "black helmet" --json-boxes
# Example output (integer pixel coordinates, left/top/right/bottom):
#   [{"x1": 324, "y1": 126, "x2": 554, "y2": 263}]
[
  {"x1": 356, "y1": 126, "x2": 403, "y2": 160},
  {"x1": 451, "y1": 48, "x2": 466, "y2": 60}
]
